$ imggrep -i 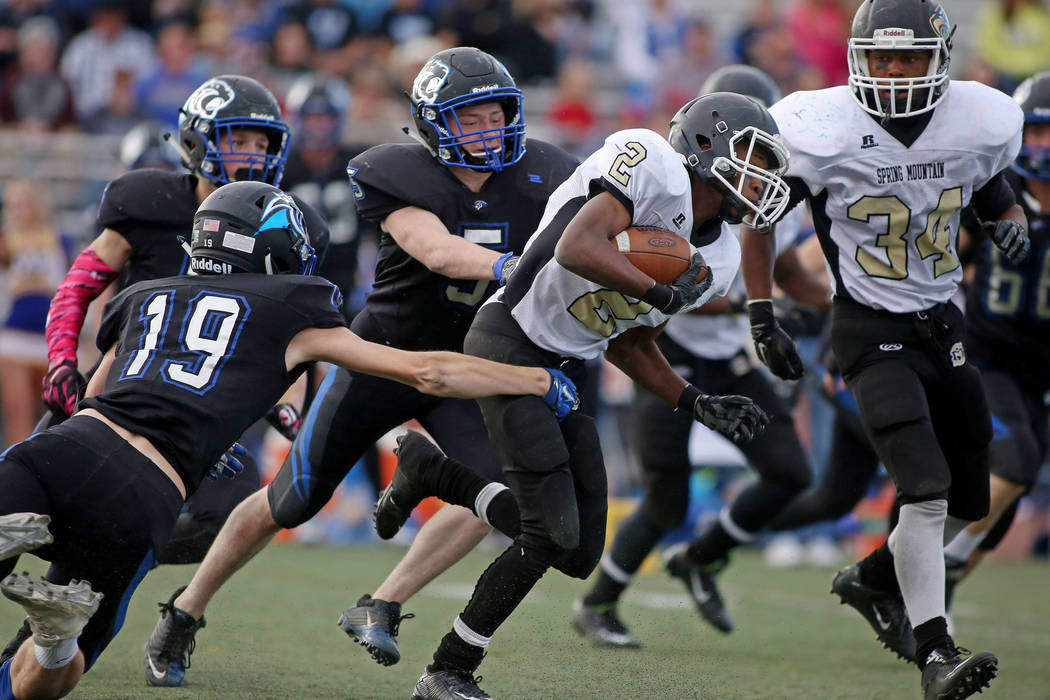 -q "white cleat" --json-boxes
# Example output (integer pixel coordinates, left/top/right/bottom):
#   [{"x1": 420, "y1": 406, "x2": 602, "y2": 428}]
[
  {"x1": 1, "y1": 573, "x2": 102, "y2": 646},
  {"x1": 0, "y1": 513, "x2": 53, "y2": 561}
]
